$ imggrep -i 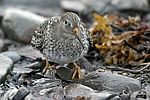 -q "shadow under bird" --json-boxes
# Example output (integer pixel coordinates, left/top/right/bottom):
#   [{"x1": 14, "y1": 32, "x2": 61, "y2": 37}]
[{"x1": 31, "y1": 12, "x2": 93, "y2": 79}]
